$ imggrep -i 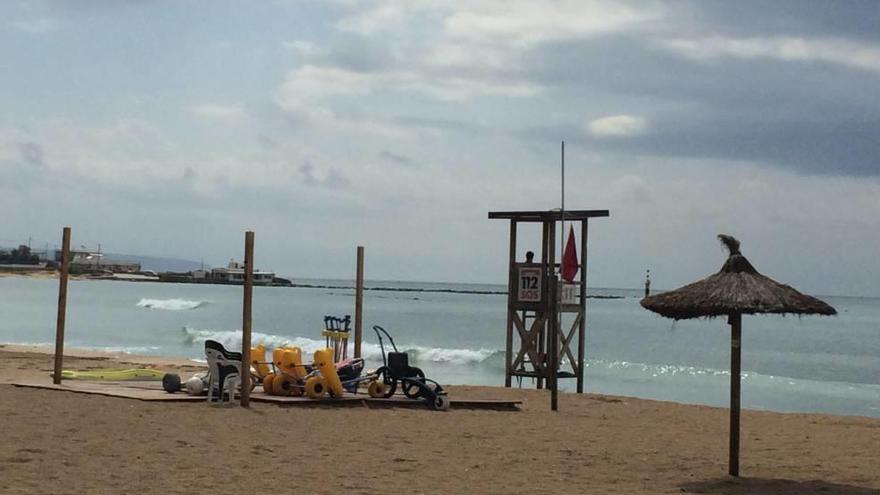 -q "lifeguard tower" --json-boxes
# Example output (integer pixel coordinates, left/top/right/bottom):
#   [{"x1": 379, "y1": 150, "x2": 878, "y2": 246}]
[{"x1": 488, "y1": 210, "x2": 609, "y2": 396}]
